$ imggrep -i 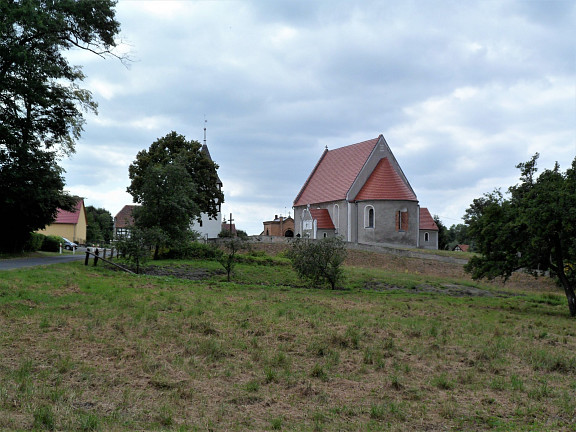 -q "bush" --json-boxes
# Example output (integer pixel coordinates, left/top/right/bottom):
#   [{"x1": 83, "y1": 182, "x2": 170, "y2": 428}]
[
  {"x1": 25, "y1": 232, "x2": 45, "y2": 251},
  {"x1": 41, "y1": 235, "x2": 63, "y2": 252},
  {"x1": 287, "y1": 237, "x2": 347, "y2": 289},
  {"x1": 218, "y1": 229, "x2": 248, "y2": 239}
]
